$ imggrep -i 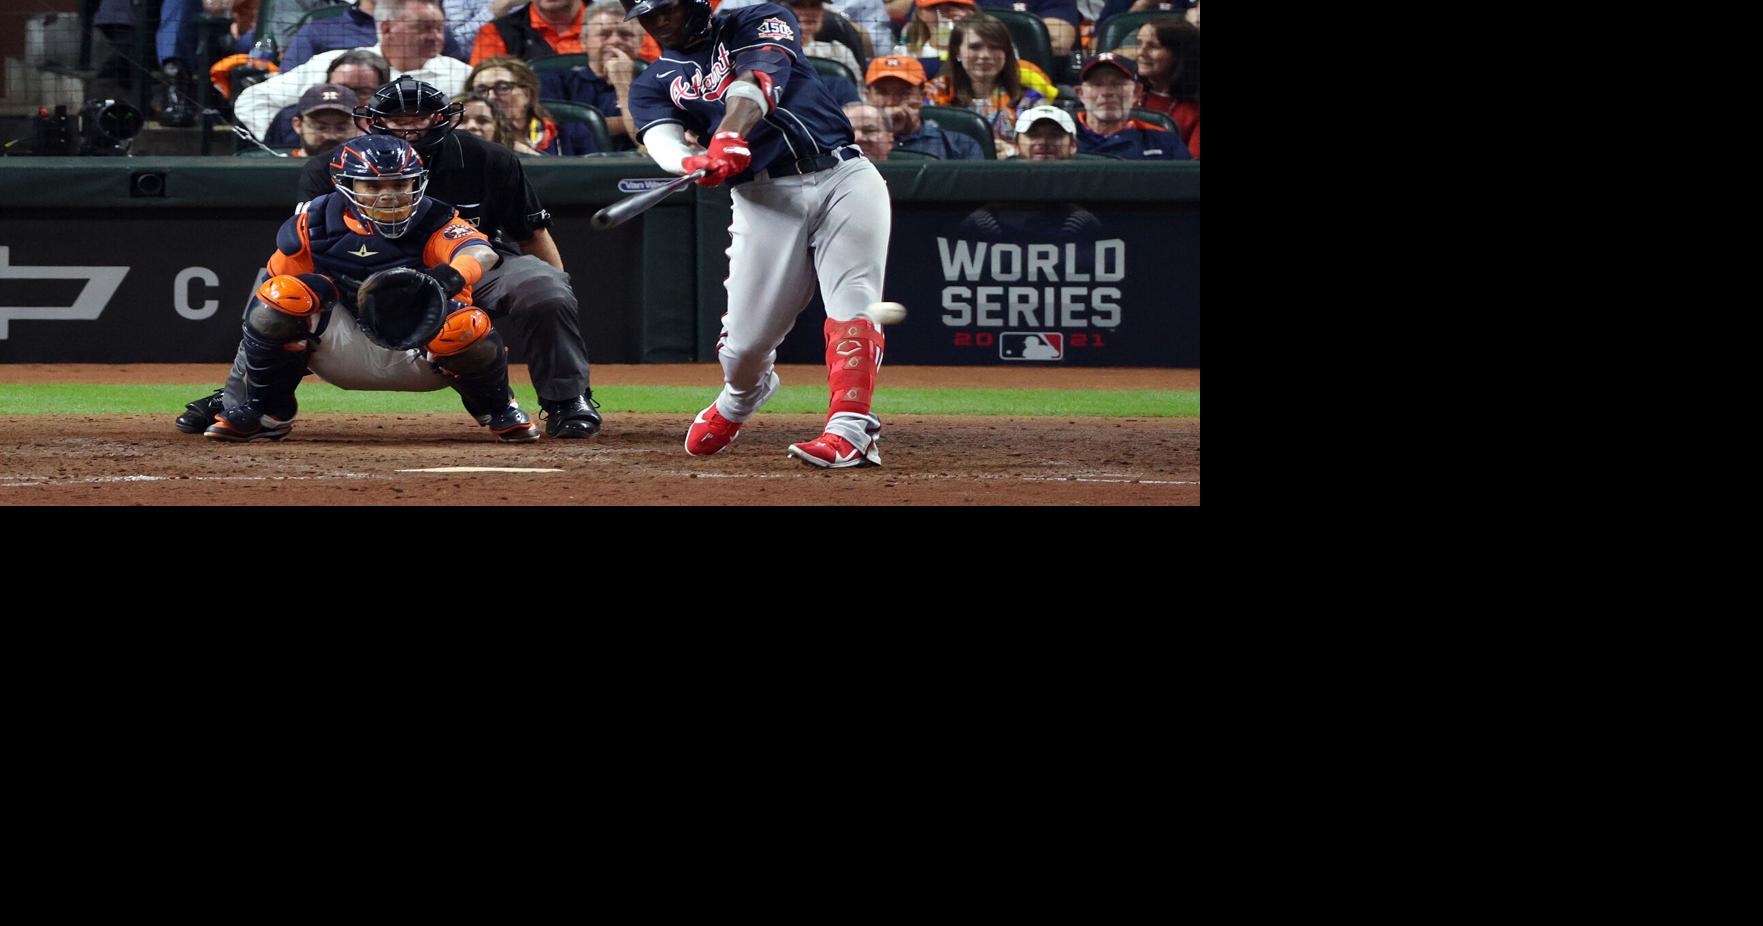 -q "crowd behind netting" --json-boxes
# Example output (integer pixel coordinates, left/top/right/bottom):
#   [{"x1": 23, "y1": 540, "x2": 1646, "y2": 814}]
[{"x1": 4, "y1": 0, "x2": 1197, "y2": 161}]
